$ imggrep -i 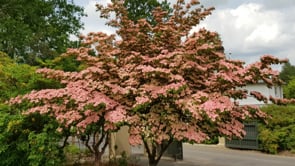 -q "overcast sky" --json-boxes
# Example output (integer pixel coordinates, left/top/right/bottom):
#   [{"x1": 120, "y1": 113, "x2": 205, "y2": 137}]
[{"x1": 73, "y1": 0, "x2": 295, "y2": 68}]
